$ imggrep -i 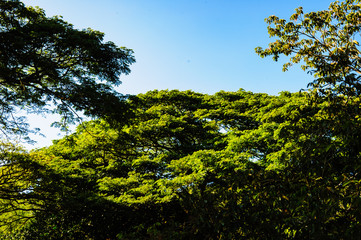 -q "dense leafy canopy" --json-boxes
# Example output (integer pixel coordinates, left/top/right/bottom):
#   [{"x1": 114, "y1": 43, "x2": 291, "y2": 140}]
[
  {"x1": 1, "y1": 89, "x2": 361, "y2": 239},
  {"x1": 2, "y1": 0, "x2": 361, "y2": 239},
  {"x1": 0, "y1": 0, "x2": 135, "y2": 140}
]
